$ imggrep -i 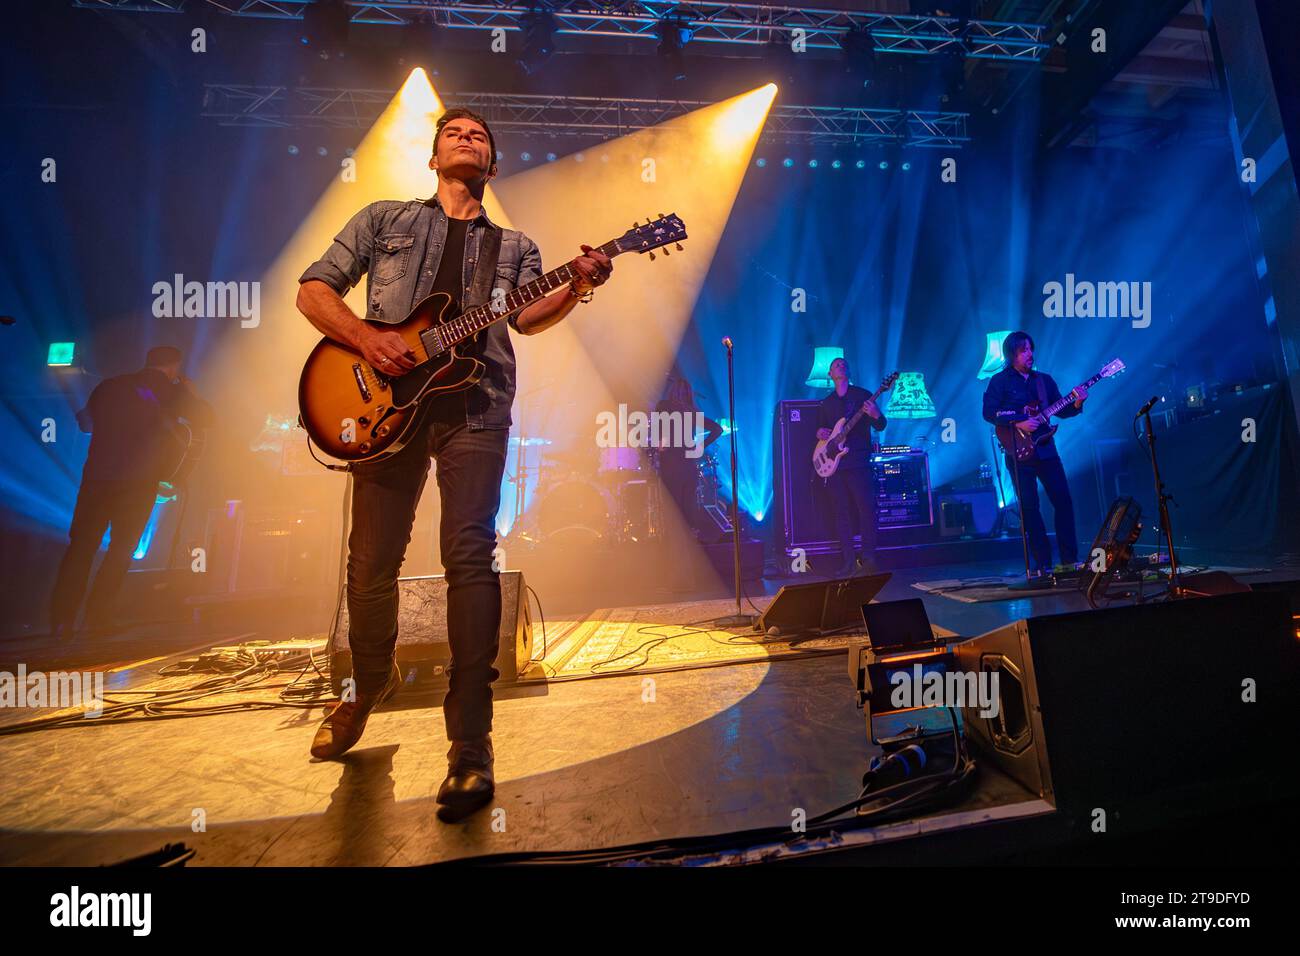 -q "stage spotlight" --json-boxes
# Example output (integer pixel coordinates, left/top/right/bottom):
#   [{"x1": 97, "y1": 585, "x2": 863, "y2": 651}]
[
  {"x1": 397, "y1": 13, "x2": 441, "y2": 70},
  {"x1": 808, "y1": 158, "x2": 818, "y2": 168},
  {"x1": 831, "y1": 159, "x2": 843, "y2": 169},
  {"x1": 288, "y1": 145, "x2": 300, "y2": 155},
  {"x1": 756, "y1": 157, "x2": 766, "y2": 167},
  {"x1": 901, "y1": 159, "x2": 912, "y2": 171},
  {"x1": 879, "y1": 159, "x2": 889, "y2": 170},
  {"x1": 516, "y1": 8, "x2": 557, "y2": 76},
  {"x1": 317, "y1": 146, "x2": 328, "y2": 157},
  {"x1": 546, "y1": 152, "x2": 557, "y2": 162},
  {"x1": 520, "y1": 151, "x2": 532, "y2": 162},
  {"x1": 657, "y1": 18, "x2": 693, "y2": 81},
  {"x1": 783, "y1": 157, "x2": 794, "y2": 168},
  {"x1": 855, "y1": 159, "x2": 866, "y2": 169},
  {"x1": 300, "y1": 0, "x2": 350, "y2": 60}
]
